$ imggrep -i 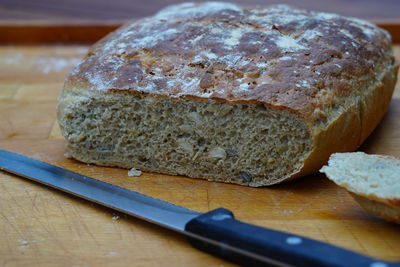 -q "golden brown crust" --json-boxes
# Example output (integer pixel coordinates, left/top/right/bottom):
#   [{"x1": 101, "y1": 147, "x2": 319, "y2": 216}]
[
  {"x1": 389, "y1": 198, "x2": 400, "y2": 207},
  {"x1": 63, "y1": 2, "x2": 396, "y2": 122},
  {"x1": 293, "y1": 63, "x2": 399, "y2": 179},
  {"x1": 351, "y1": 193, "x2": 400, "y2": 223}
]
